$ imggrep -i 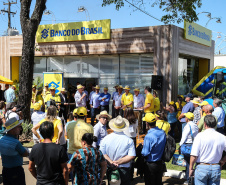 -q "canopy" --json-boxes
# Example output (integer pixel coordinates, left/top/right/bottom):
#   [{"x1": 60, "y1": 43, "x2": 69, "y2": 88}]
[{"x1": 0, "y1": 75, "x2": 13, "y2": 85}]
